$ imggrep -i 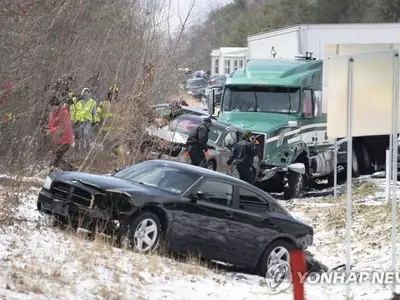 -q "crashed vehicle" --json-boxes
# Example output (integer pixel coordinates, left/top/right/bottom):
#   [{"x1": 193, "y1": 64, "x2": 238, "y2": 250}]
[
  {"x1": 37, "y1": 159, "x2": 314, "y2": 277},
  {"x1": 145, "y1": 114, "x2": 261, "y2": 183},
  {"x1": 185, "y1": 78, "x2": 207, "y2": 99},
  {"x1": 150, "y1": 103, "x2": 209, "y2": 120}
]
